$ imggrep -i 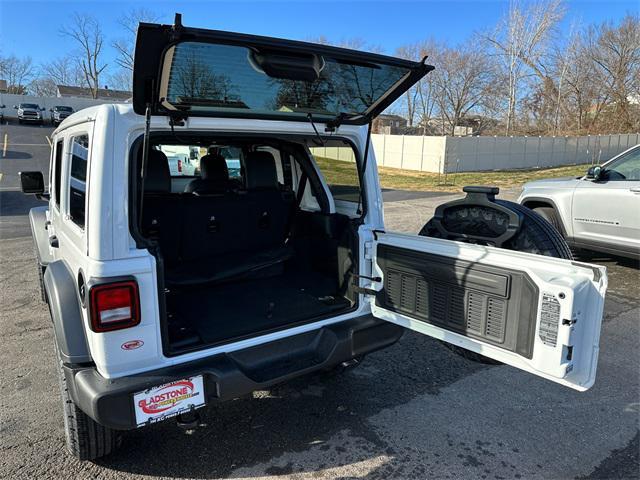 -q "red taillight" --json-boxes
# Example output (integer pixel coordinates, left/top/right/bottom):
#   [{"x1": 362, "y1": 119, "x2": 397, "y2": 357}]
[
  {"x1": 89, "y1": 281, "x2": 140, "y2": 332},
  {"x1": 177, "y1": 159, "x2": 182, "y2": 173}
]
